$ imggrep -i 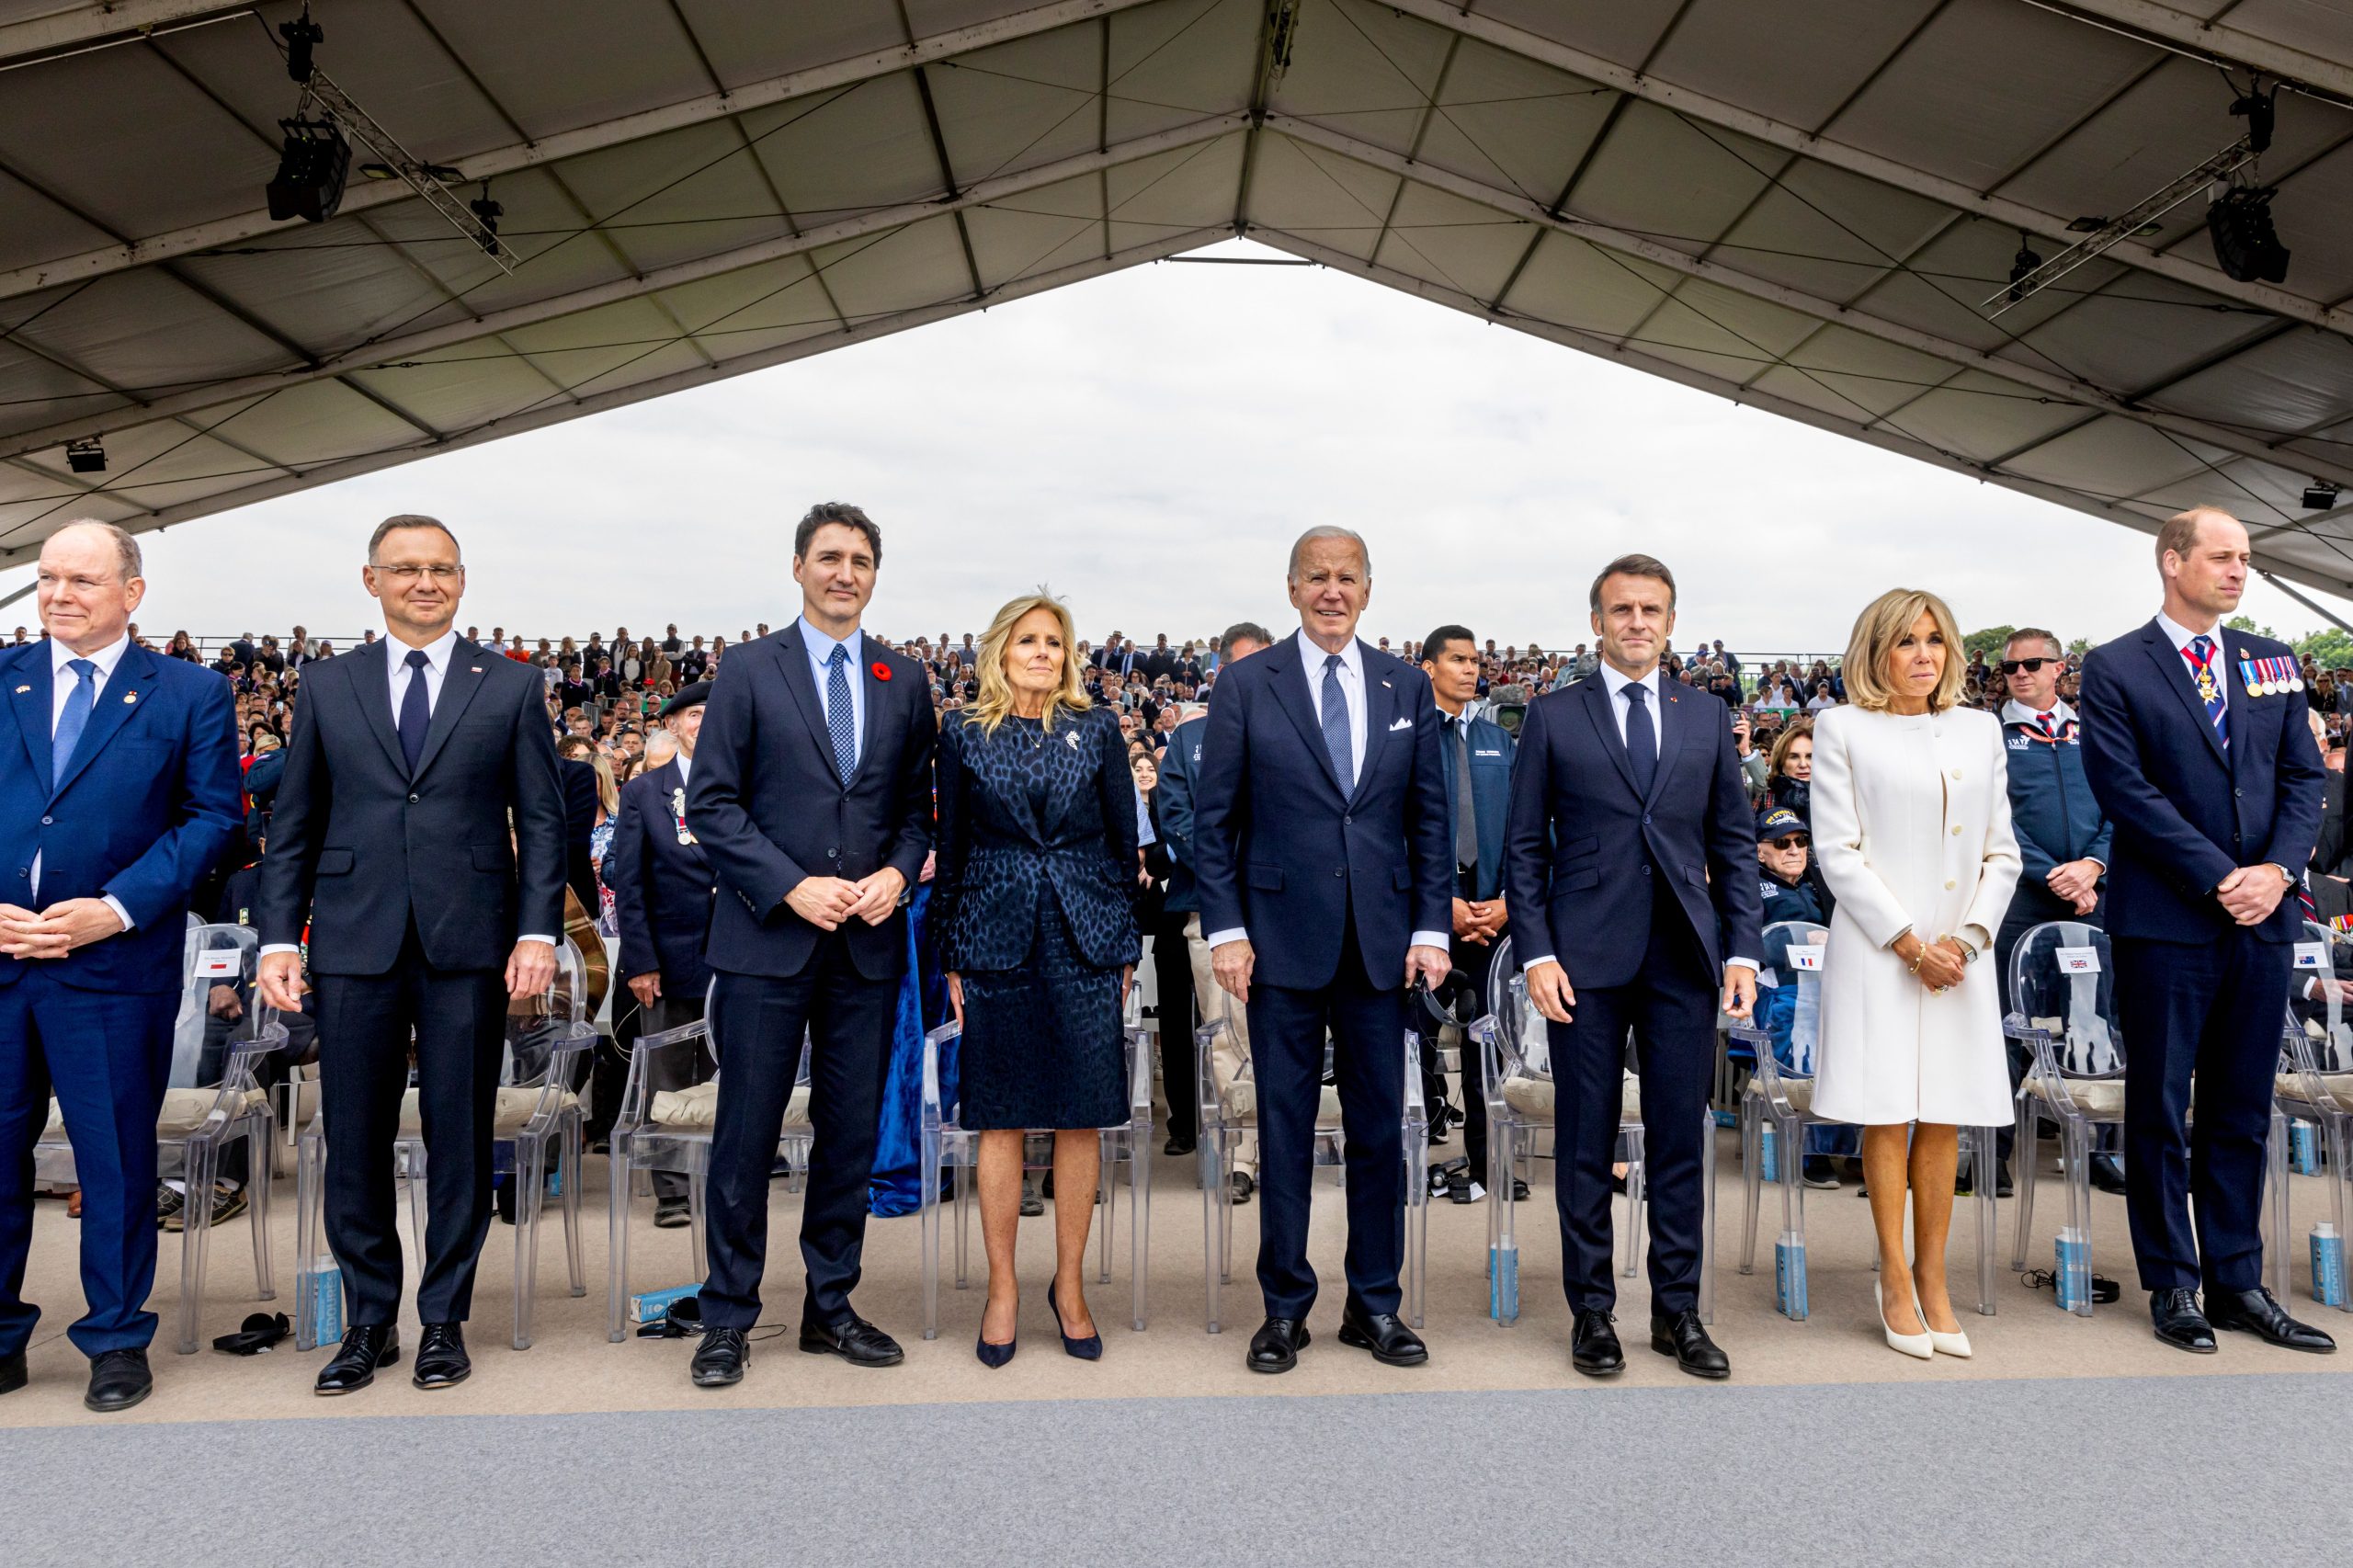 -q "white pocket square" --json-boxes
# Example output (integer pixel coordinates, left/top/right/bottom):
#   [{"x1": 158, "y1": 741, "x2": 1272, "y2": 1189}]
[{"x1": 1388, "y1": 716, "x2": 1414, "y2": 732}]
